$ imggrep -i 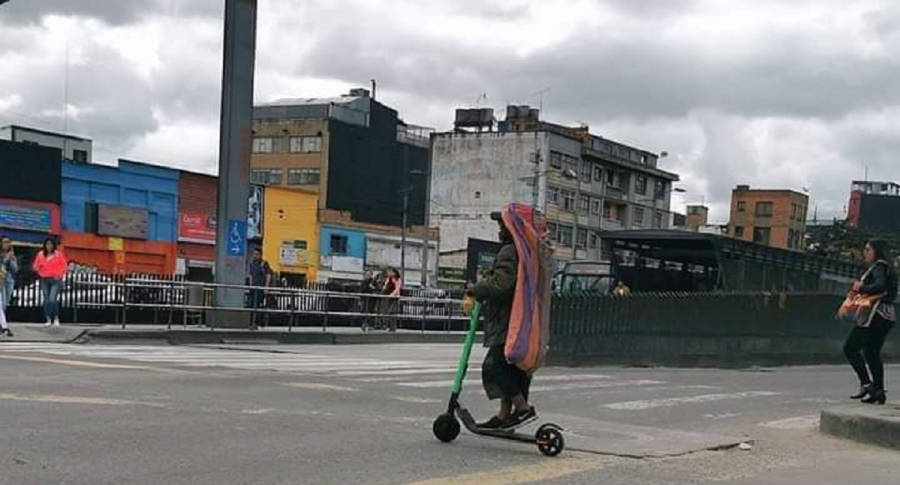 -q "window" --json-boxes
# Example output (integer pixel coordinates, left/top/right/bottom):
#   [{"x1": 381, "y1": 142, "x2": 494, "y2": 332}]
[
  {"x1": 635, "y1": 176, "x2": 648, "y2": 195},
  {"x1": 72, "y1": 149, "x2": 88, "y2": 163},
  {"x1": 590, "y1": 233, "x2": 600, "y2": 249},
  {"x1": 330, "y1": 234, "x2": 348, "y2": 255},
  {"x1": 688, "y1": 206, "x2": 703, "y2": 216},
  {"x1": 790, "y1": 204, "x2": 796, "y2": 220},
  {"x1": 591, "y1": 199, "x2": 602, "y2": 215},
  {"x1": 561, "y1": 190, "x2": 576, "y2": 211},
  {"x1": 755, "y1": 201, "x2": 774, "y2": 217},
  {"x1": 251, "y1": 168, "x2": 283, "y2": 185},
  {"x1": 289, "y1": 136, "x2": 322, "y2": 153},
  {"x1": 547, "y1": 186, "x2": 560, "y2": 205},
  {"x1": 734, "y1": 226, "x2": 745, "y2": 238},
  {"x1": 788, "y1": 229, "x2": 795, "y2": 249},
  {"x1": 576, "y1": 229, "x2": 588, "y2": 249},
  {"x1": 633, "y1": 207, "x2": 645, "y2": 226},
  {"x1": 579, "y1": 194, "x2": 591, "y2": 213},
  {"x1": 558, "y1": 225, "x2": 573, "y2": 246},
  {"x1": 606, "y1": 170, "x2": 622, "y2": 189},
  {"x1": 252, "y1": 137, "x2": 282, "y2": 153},
  {"x1": 737, "y1": 201, "x2": 747, "y2": 212},
  {"x1": 654, "y1": 180, "x2": 666, "y2": 200},
  {"x1": 549, "y1": 151, "x2": 563, "y2": 169},
  {"x1": 563, "y1": 154, "x2": 579, "y2": 174},
  {"x1": 547, "y1": 223, "x2": 558, "y2": 243},
  {"x1": 580, "y1": 161, "x2": 592, "y2": 182},
  {"x1": 593, "y1": 165, "x2": 603, "y2": 181},
  {"x1": 653, "y1": 212, "x2": 664, "y2": 228},
  {"x1": 753, "y1": 227, "x2": 771, "y2": 245},
  {"x1": 640, "y1": 154, "x2": 648, "y2": 165},
  {"x1": 287, "y1": 168, "x2": 321, "y2": 186}
]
